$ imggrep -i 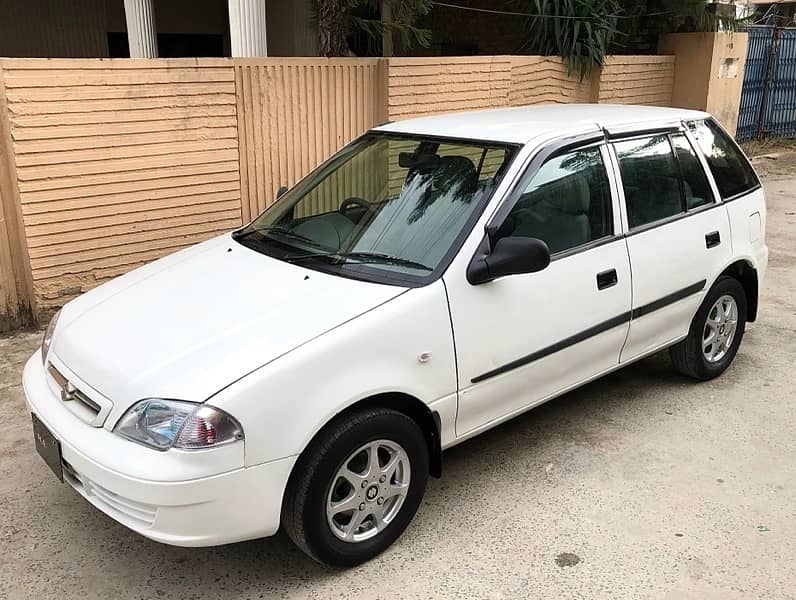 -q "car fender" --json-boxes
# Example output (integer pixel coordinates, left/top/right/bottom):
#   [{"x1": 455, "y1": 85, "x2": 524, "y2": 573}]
[{"x1": 207, "y1": 279, "x2": 458, "y2": 467}]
